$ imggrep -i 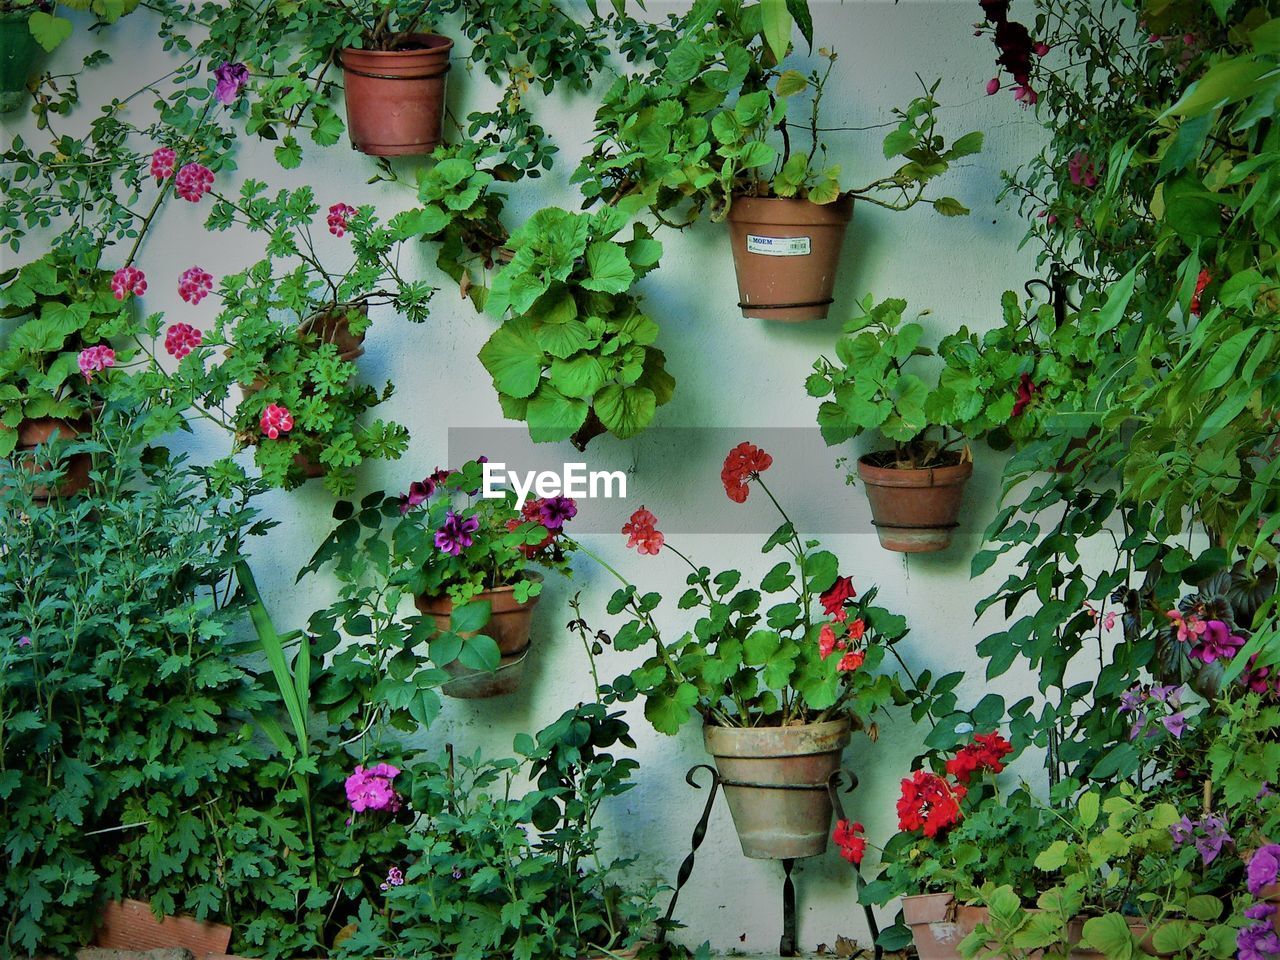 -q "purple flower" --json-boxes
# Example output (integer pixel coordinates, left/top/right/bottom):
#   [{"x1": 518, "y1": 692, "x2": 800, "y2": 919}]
[
  {"x1": 380, "y1": 865, "x2": 405, "y2": 891},
  {"x1": 17, "y1": 635, "x2": 31, "y2": 648},
  {"x1": 1128, "y1": 712, "x2": 1150, "y2": 741},
  {"x1": 1191, "y1": 620, "x2": 1246, "y2": 664},
  {"x1": 538, "y1": 496, "x2": 577, "y2": 530},
  {"x1": 1170, "y1": 815, "x2": 1196, "y2": 846},
  {"x1": 399, "y1": 478, "x2": 436, "y2": 515},
  {"x1": 1194, "y1": 816, "x2": 1231, "y2": 865},
  {"x1": 1248, "y1": 845, "x2": 1280, "y2": 896},
  {"x1": 452, "y1": 867, "x2": 463, "y2": 879},
  {"x1": 1247, "y1": 904, "x2": 1277, "y2": 921},
  {"x1": 1162, "y1": 712, "x2": 1188, "y2": 738},
  {"x1": 1236, "y1": 923, "x2": 1280, "y2": 960},
  {"x1": 1150, "y1": 684, "x2": 1182, "y2": 706},
  {"x1": 1119, "y1": 686, "x2": 1143, "y2": 714},
  {"x1": 435, "y1": 509, "x2": 480, "y2": 557},
  {"x1": 213, "y1": 62, "x2": 249, "y2": 105},
  {"x1": 345, "y1": 763, "x2": 402, "y2": 814}
]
